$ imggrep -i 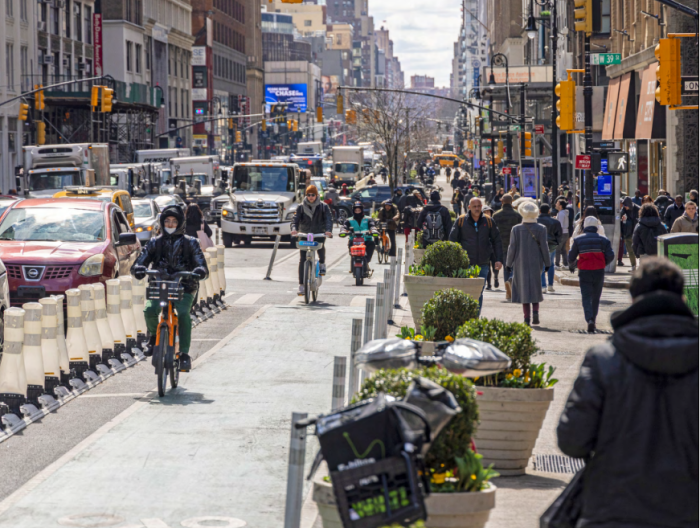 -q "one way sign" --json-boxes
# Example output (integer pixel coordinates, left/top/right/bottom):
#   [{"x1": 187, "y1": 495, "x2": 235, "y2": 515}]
[{"x1": 607, "y1": 152, "x2": 629, "y2": 173}]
